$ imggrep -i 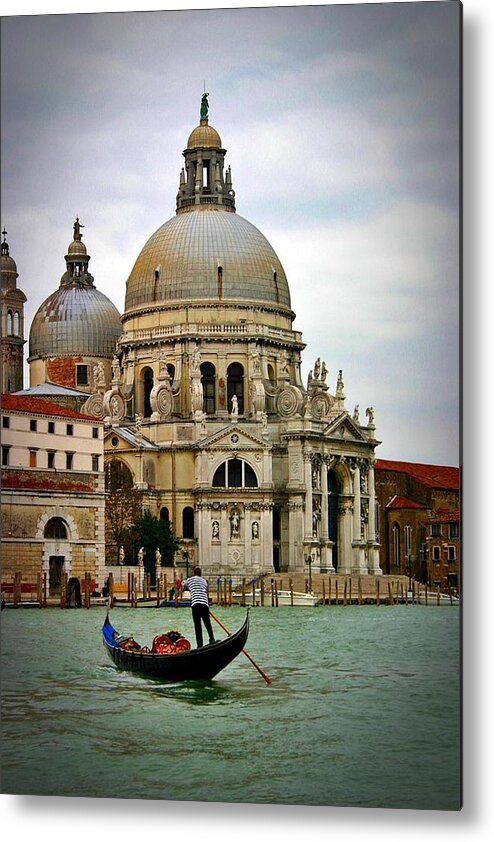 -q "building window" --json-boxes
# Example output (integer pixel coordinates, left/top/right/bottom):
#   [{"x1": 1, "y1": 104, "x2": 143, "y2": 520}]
[
  {"x1": 30, "y1": 419, "x2": 37, "y2": 432},
  {"x1": 431, "y1": 523, "x2": 441, "y2": 537},
  {"x1": 227, "y1": 362, "x2": 244, "y2": 414},
  {"x1": 143, "y1": 367, "x2": 154, "y2": 418},
  {"x1": 92, "y1": 427, "x2": 99, "y2": 439},
  {"x1": 66, "y1": 424, "x2": 73, "y2": 436},
  {"x1": 44, "y1": 517, "x2": 67, "y2": 539},
  {"x1": 160, "y1": 507, "x2": 170, "y2": 522},
  {"x1": 48, "y1": 421, "x2": 55, "y2": 433},
  {"x1": 47, "y1": 451, "x2": 56, "y2": 469},
  {"x1": 76, "y1": 364, "x2": 89, "y2": 386},
  {"x1": 13, "y1": 311, "x2": 20, "y2": 335},
  {"x1": 29, "y1": 450, "x2": 37, "y2": 468},
  {"x1": 182, "y1": 506, "x2": 194, "y2": 539},
  {"x1": 448, "y1": 523, "x2": 459, "y2": 540},
  {"x1": 212, "y1": 458, "x2": 258, "y2": 488},
  {"x1": 91, "y1": 454, "x2": 100, "y2": 472},
  {"x1": 6, "y1": 310, "x2": 13, "y2": 334},
  {"x1": 404, "y1": 524, "x2": 412, "y2": 557},
  {"x1": 201, "y1": 362, "x2": 216, "y2": 414},
  {"x1": 432, "y1": 546, "x2": 441, "y2": 562},
  {"x1": 2, "y1": 446, "x2": 10, "y2": 466},
  {"x1": 392, "y1": 523, "x2": 400, "y2": 568},
  {"x1": 2, "y1": 416, "x2": 10, "y2": 429},
  {"x1": 66, "y1": 452, "x2": 74, "y2": 470},
  {"x1": 447, "y1": 545, "x2": 456, "y2": 562}
]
